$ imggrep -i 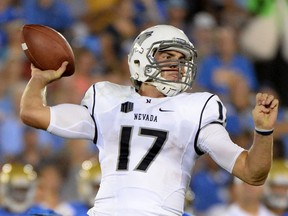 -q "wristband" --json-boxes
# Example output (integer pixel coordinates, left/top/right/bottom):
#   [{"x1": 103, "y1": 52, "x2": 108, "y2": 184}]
[{"x1": 255, "y1": 127, "x2": 274, "y2": 136}]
